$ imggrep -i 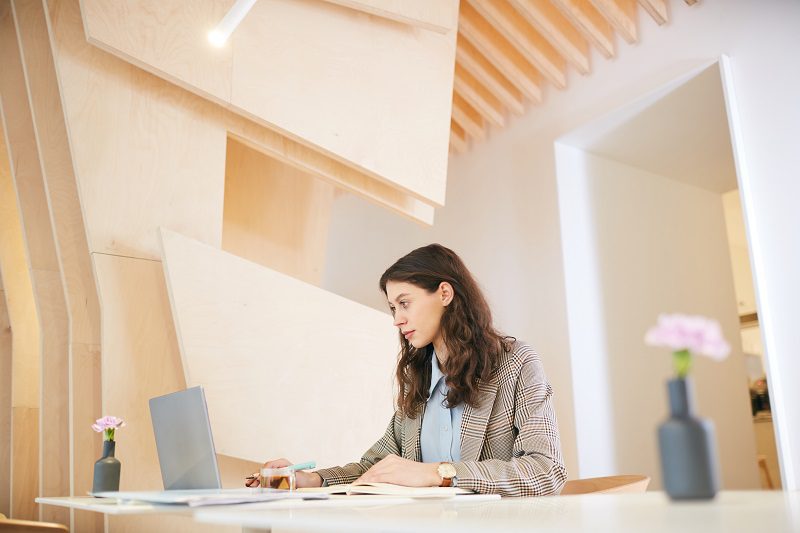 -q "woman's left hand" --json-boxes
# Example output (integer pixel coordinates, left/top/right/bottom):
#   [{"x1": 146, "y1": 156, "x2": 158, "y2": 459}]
[{"x1": 355, "y1": 454, "x2": 441, "y2": 487}]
